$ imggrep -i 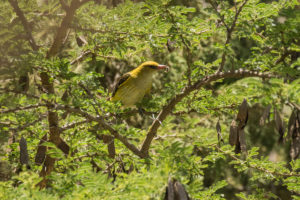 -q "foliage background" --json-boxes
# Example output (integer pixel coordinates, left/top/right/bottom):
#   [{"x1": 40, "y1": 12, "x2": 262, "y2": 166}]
[{"x1": 0, "y1": 0, "x2": 299, "y2": 199}]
